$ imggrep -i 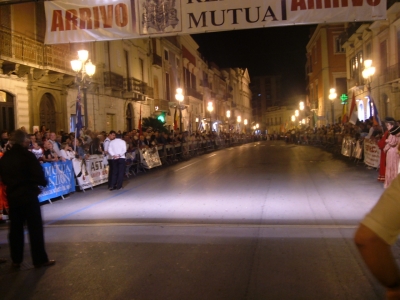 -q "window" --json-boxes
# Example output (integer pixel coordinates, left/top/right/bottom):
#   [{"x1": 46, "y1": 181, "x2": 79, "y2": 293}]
[
  {"x1": 350, "y1": 51, "x2": 363, "y2": 83},
  {"x1": 164, "y1": 49, "x2": 169, "y2": 61},
  {"x1": 190, "y1": 73, "x2": 196, "y2": 90},
  {"x1": 139, "y1": 58, "x2": 144, "y2": 82},
  {"x1": 365, "y1": 43, "x2": 372, "y2": 59},
  {"x1": 334, "y1": 36, "x2": 345, "y2": 53},
  {"x1": 165, "y1": 73, "x2": 171, "y2": 101},
  {"x1": 313, "y1": 46, "x2": 317, "y2": 64},
  {"x1": 380, "y1": 40, "x2": 387, "y2": 73}
]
